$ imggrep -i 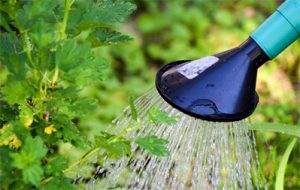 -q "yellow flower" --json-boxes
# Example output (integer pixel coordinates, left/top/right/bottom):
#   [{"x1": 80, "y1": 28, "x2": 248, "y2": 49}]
[
  {"x1": 10, "y1": 135, "x2": 22, "y2": 149},
  {"x1": 44, "y1": 124, "x2": 57, "y2": 135}
]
